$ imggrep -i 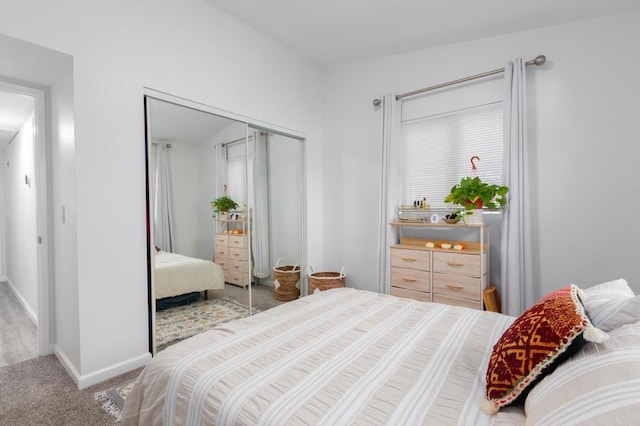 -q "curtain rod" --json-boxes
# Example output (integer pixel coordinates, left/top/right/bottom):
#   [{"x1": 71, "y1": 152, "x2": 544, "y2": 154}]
[
  {"x1": 372, "y1": 54, "x2": 546, "y2": 107},
  {"x1": 222, "y1": 136, "x2": 246, "y2": 147}
]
